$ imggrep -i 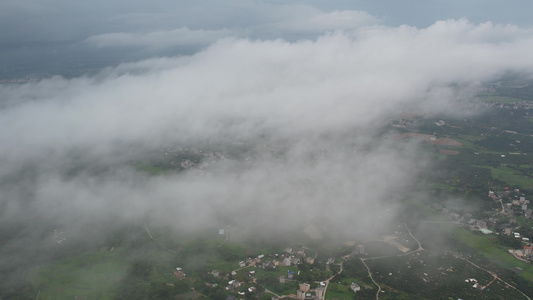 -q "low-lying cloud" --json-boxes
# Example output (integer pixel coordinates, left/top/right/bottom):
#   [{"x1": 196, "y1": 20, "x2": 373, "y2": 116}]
[
  {"x1": 1, "y1": 17, "x2": 533, "y2": 286},
  {"x1": 86, "y1": 27, "x2": 234, "y2": 49}
]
